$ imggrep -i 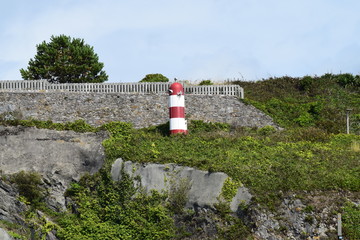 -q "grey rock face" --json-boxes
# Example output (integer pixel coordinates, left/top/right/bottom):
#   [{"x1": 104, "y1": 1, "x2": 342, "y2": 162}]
[
  {"x1": 0, "y1": 228, "x2": 14, "y2": 240},
  {"x1": 111, "y1": 158, "x2": 252, "y2": 212},
  {"x1": 0, "y1": 126, "x2": 106, "y2": 210},
  {"x1": 0, "y1": 180, "x2": 27, "y2": 224}
]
